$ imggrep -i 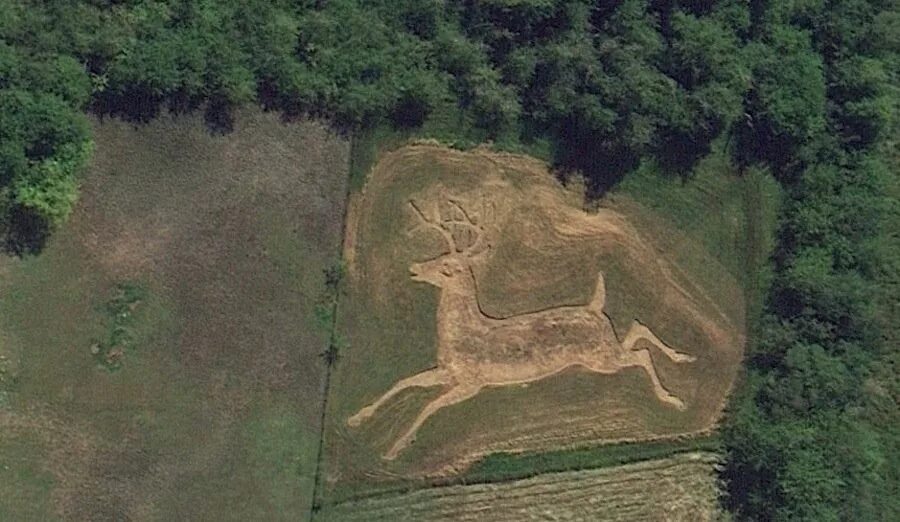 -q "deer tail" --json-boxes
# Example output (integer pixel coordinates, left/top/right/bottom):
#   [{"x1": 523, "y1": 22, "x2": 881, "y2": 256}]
[{"x1": 589, "y1": 272, "x2": 606, "y2": 315}]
